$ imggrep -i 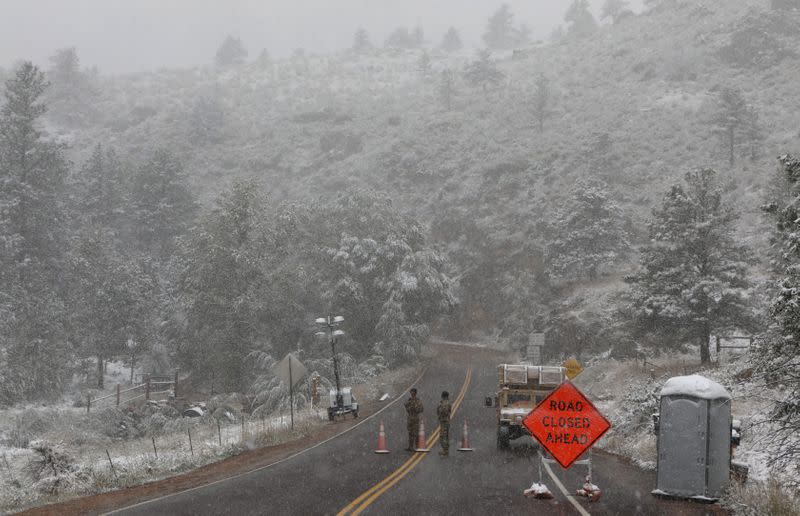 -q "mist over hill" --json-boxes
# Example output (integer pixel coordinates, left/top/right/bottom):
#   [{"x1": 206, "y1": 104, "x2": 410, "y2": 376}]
[{"x1": 2, "y1": 2, "x2": 800, "y2": 509}]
